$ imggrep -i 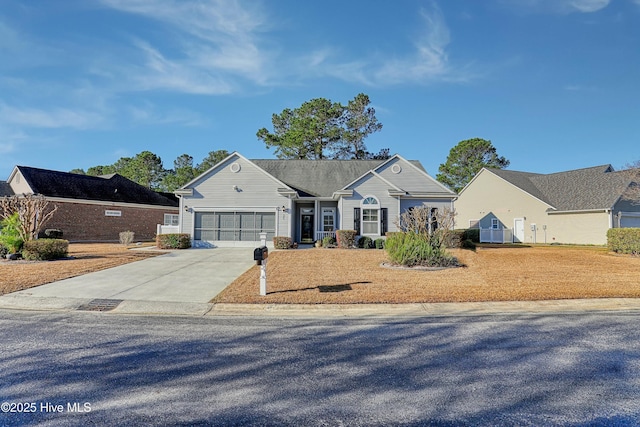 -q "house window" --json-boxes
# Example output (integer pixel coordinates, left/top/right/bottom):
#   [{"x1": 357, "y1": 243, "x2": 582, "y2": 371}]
[
  {"x1": 164, "y1": 214, "x2": 179, "y2": 226},
  {"x1": 469, "y1": 219, "x2": 480, "y2": 229},
  {"x1": 361, "y1": 196, "x2": 379, "y2": 235},
  {"x1": 322, "y1": 208, "x2": 335, "y2": 232},
  {"x1": 491, "y1": 218, "x2": 499, "y2": 229}
]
